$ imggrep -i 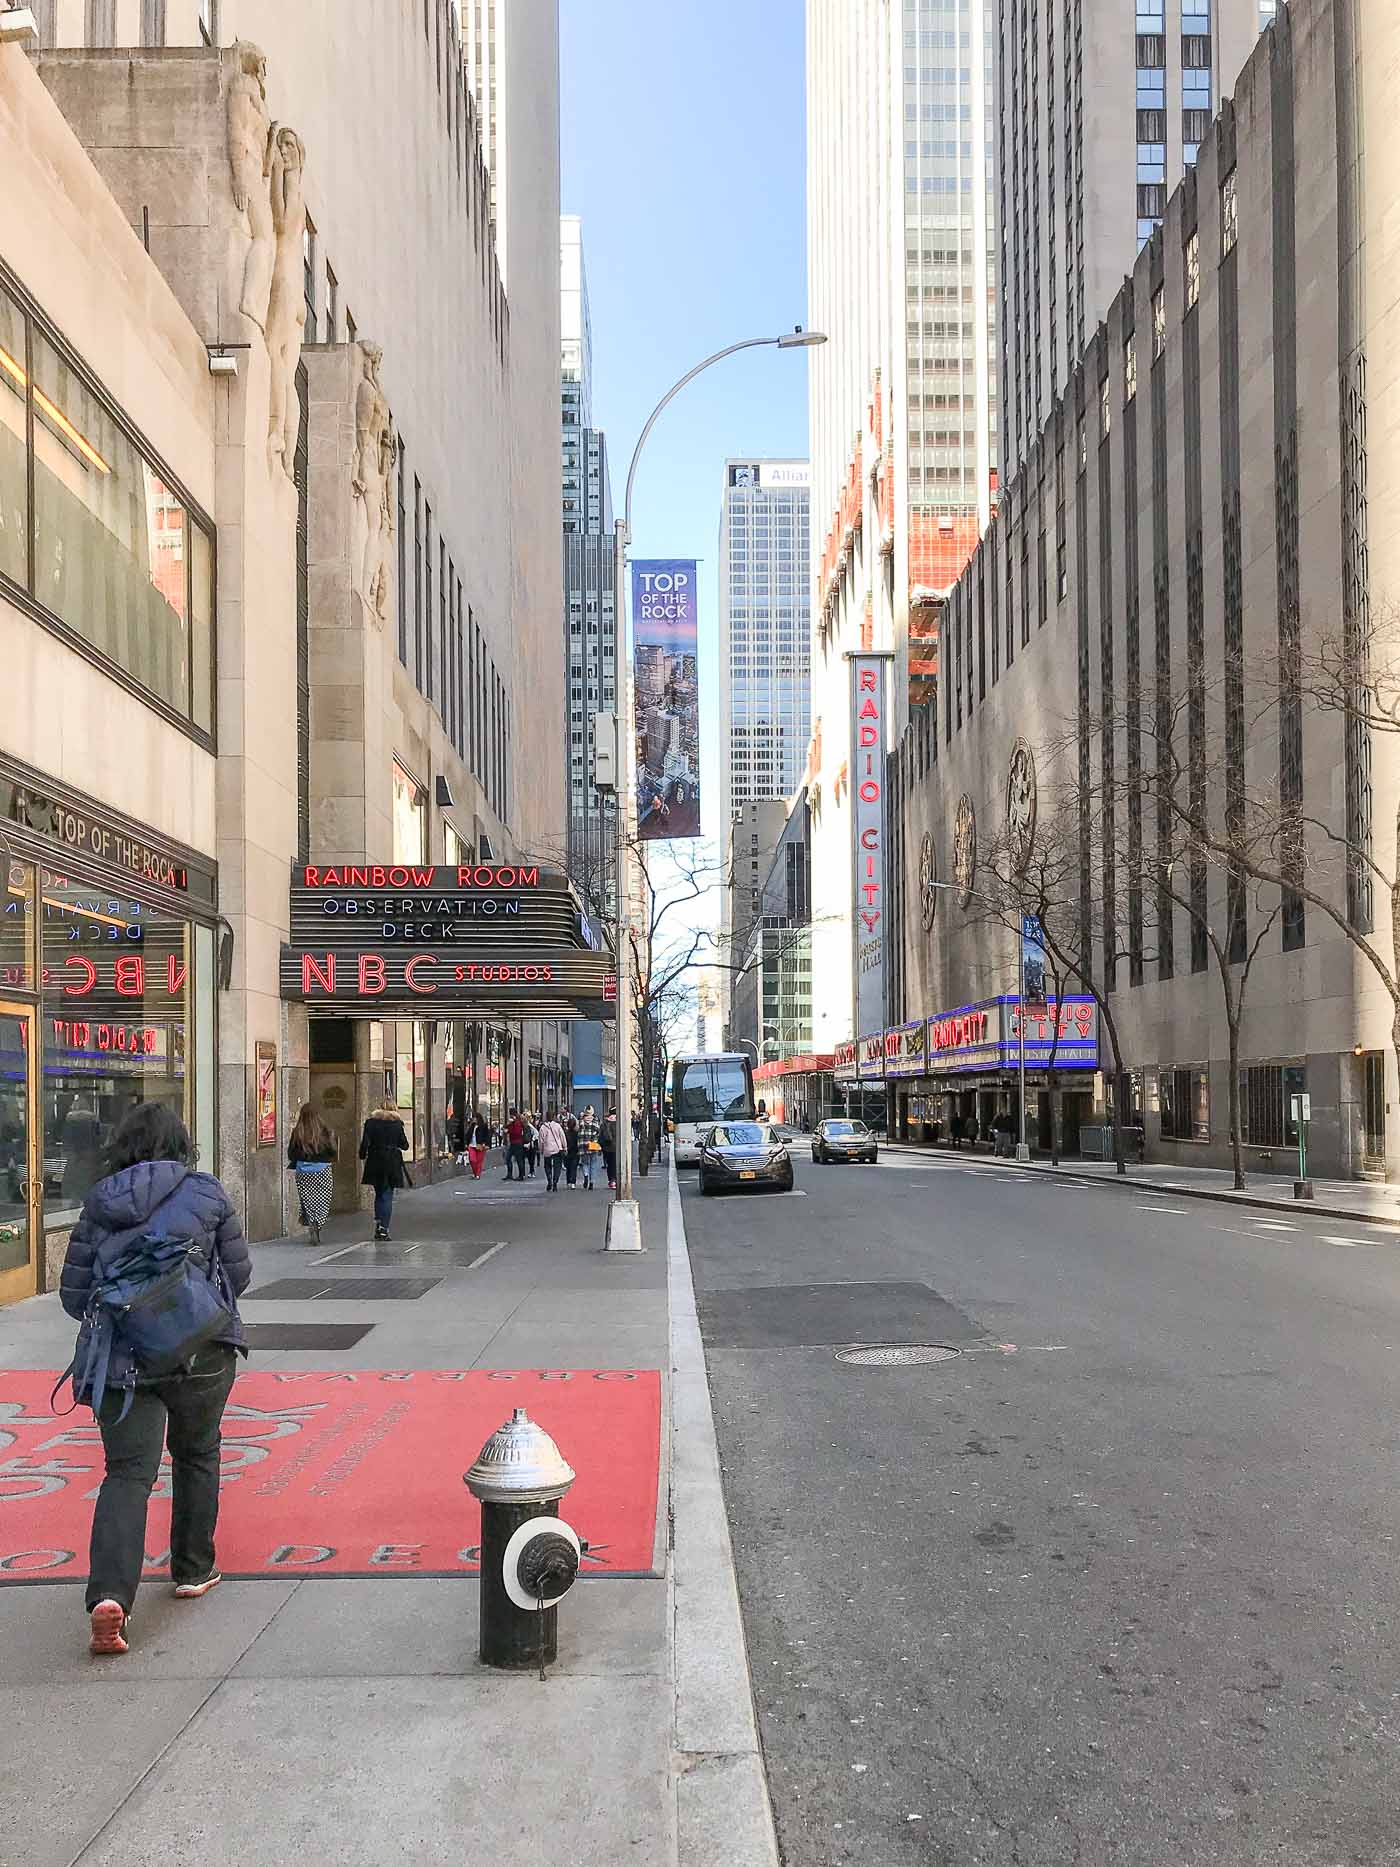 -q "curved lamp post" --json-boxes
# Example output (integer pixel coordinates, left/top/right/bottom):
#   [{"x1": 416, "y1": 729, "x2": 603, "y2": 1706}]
[{"x1": 608, "y1": 330, "x2": 826, "y2": 1243}]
